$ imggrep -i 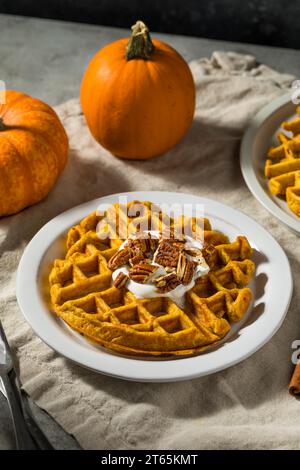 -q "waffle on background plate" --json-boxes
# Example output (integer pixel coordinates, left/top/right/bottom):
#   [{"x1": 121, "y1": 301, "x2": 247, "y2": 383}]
[
  {"x1": 49, "y1": 201, "x2": 255, "y2": 357},
  {"x1": 265, "y1": 106, "x2": 300, "y2": 217}
]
